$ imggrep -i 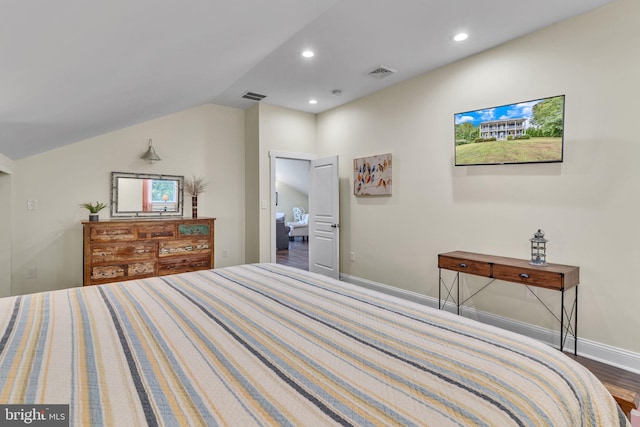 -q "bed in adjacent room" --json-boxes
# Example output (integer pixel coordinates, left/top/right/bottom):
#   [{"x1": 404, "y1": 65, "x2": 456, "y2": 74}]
[{"x1": 0, "y1": 264, "x2": 629, "y2": 426}]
